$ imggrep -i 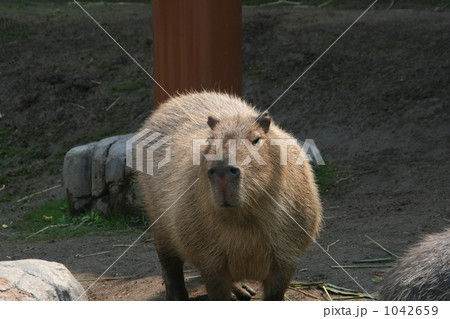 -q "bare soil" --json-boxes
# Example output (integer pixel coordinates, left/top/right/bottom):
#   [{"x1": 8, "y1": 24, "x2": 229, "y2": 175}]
[{"x1": 0, "y1": 1, "x2": 449, "y2": 301}]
